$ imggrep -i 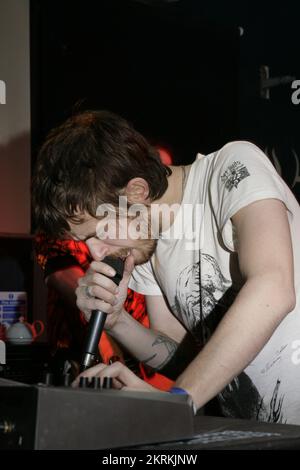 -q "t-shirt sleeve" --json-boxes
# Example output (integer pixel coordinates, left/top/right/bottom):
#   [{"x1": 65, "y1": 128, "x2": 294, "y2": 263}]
[
  {"x1": 128, "y1": 260, "x2": 163, "y2": 296},
  {"x1": 210, "y1": 141, "x2": 294, "y2": 252}
]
